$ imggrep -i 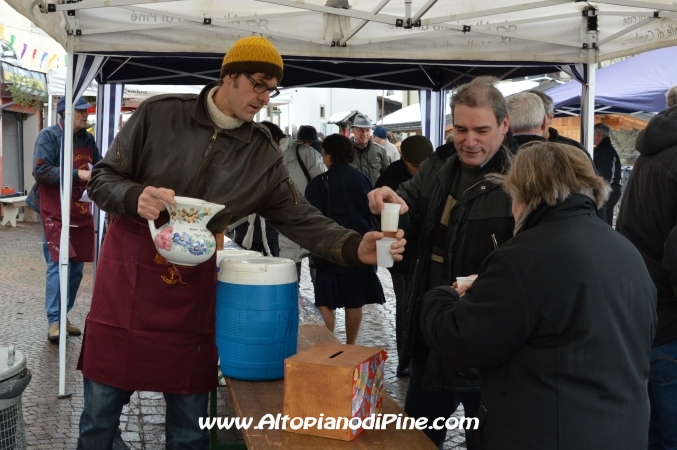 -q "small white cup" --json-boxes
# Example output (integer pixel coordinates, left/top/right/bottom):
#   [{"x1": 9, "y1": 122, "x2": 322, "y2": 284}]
[
  {"x1": 376, "y1": 237, "x2": 396, "y2": 268},
  {"x1": 381, "y1": 203, "x2": 400, "y2": 232},
  {"x1": 456, "y1": 275, "x2": 478, "y2": 288}
]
